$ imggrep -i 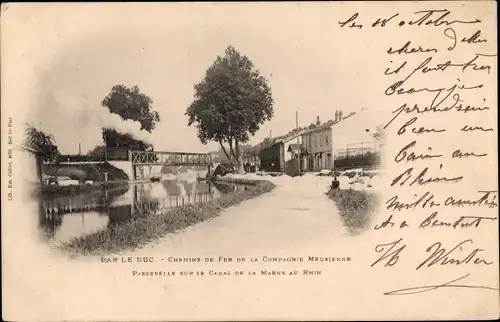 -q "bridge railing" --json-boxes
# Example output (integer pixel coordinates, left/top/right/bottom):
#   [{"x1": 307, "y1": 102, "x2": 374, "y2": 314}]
[
  {"x1": 130, "y1": 151, "x2": 213, "y2": 166},
  {"x1": 41, "y1": 148, "x2": 213, "y2": 167}
]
